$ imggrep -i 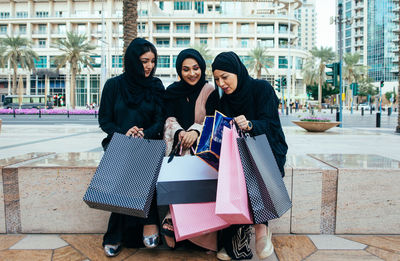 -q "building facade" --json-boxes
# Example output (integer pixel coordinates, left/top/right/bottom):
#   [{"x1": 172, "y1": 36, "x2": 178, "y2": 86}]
[
  {"x1": 294, "y1": 0, "x2": 316, "y2": 51},
  {"x1": 0, "y1": 0, "x2": 311, "y2": 107},
  {"x1": 336, "y1": 0, "x2": 399, "y2": 93}
]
